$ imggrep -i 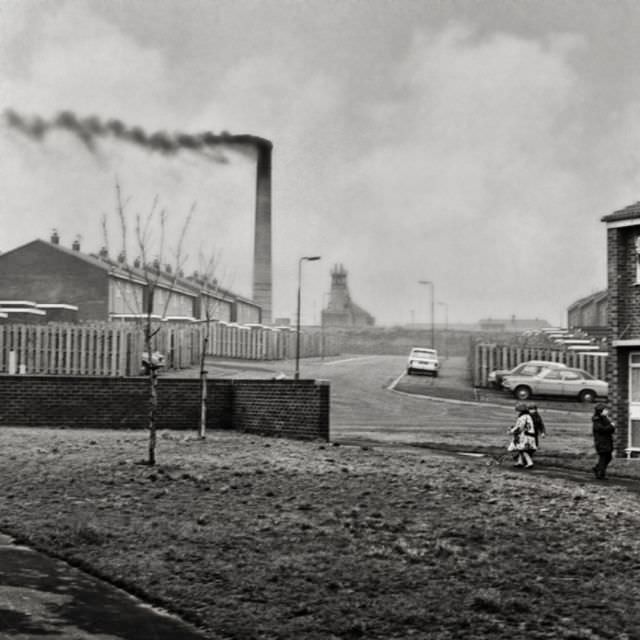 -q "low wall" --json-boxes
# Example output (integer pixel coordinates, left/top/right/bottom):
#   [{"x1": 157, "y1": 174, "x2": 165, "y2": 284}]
[{"x1": 0, "y1": 376, "x2": 330, "y2": 441}]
